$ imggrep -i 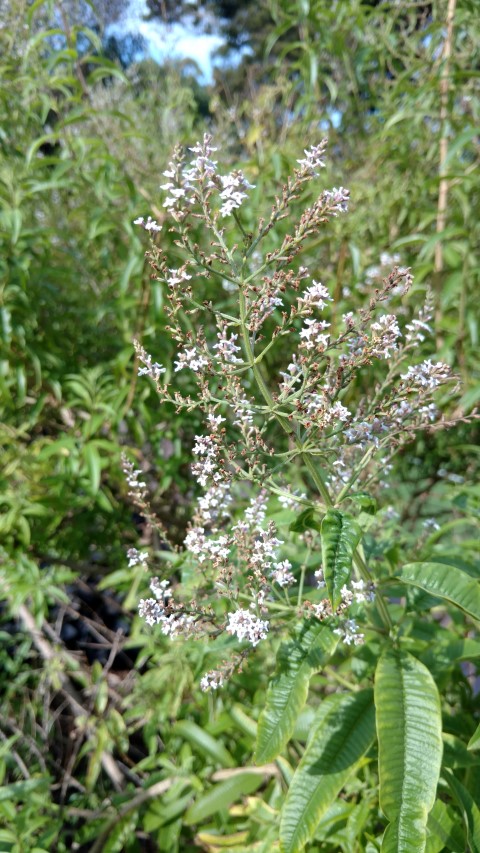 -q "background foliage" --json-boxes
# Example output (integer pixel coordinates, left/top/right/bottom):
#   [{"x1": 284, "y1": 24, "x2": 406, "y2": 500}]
[{"x1": 0, "y1": 0, "x2": 478, "y2": 850}]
